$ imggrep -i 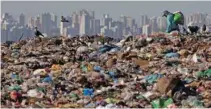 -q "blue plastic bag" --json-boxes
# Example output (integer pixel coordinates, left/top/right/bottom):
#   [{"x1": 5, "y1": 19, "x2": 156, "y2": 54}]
[
  {"x1": 109, "y1": 71, "x2": 115, "y2": 78},
  {"x1": 94, "y1": 66, "x2": 101, "y2": 72},
  {"x1": 144, "y1": 73, "x2": 164, "y2": 84},
  {"x1": 165, "y1": 53, "x2": 179, "y2": 58},
  {"x1": 113, "y1": 78, "x2": 118, "y2": 84},
  {"x1": 11, "y1": 73, "x2": 17, "y2": 79},
  {"x1": 99, "y1": 45, "x2": 115, "y2": 53},
  {"x1": 83, "y1": 88, "x2": 94, "y2": 97},
  {"x1": 42, "y1": 76, "x2": 52, "y2": 83}
]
